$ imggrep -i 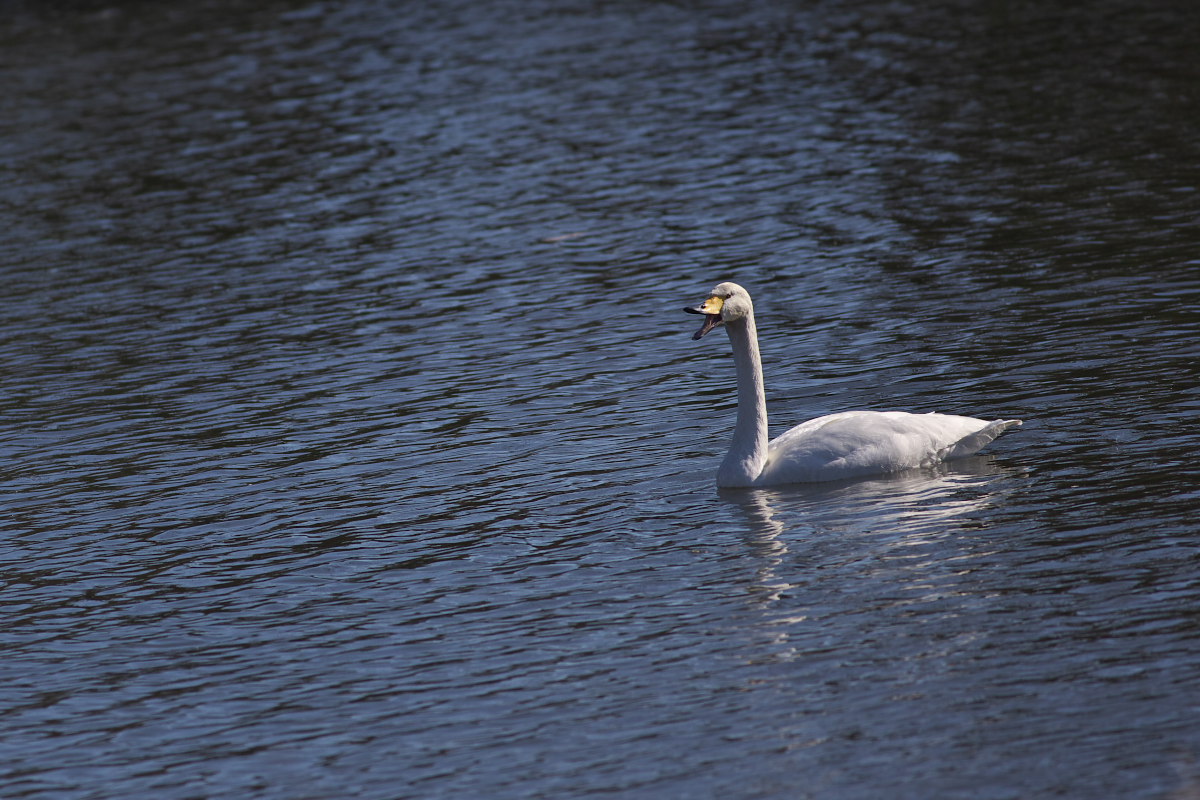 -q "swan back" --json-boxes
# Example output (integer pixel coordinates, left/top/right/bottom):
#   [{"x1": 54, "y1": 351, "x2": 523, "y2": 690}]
[{"x1": 755, "y1": 411, "x2": 1021, "y2": 485}]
